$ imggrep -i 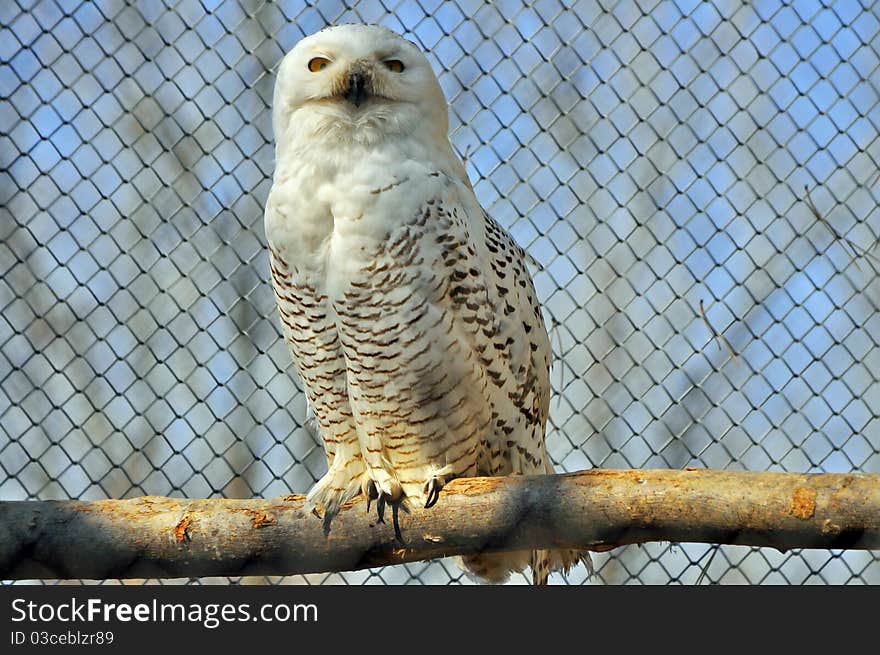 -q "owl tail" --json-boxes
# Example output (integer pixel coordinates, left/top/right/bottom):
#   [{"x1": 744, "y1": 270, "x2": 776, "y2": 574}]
[
  {"x1": 529, "y1": 548, "x2": 593, "y2": 585},
  {"x1": 458, "y1": 548, "x2": 592, "y2": 585},
  {"x1": 458, "y1": 551, "x2": 530, "y2": 584}
]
